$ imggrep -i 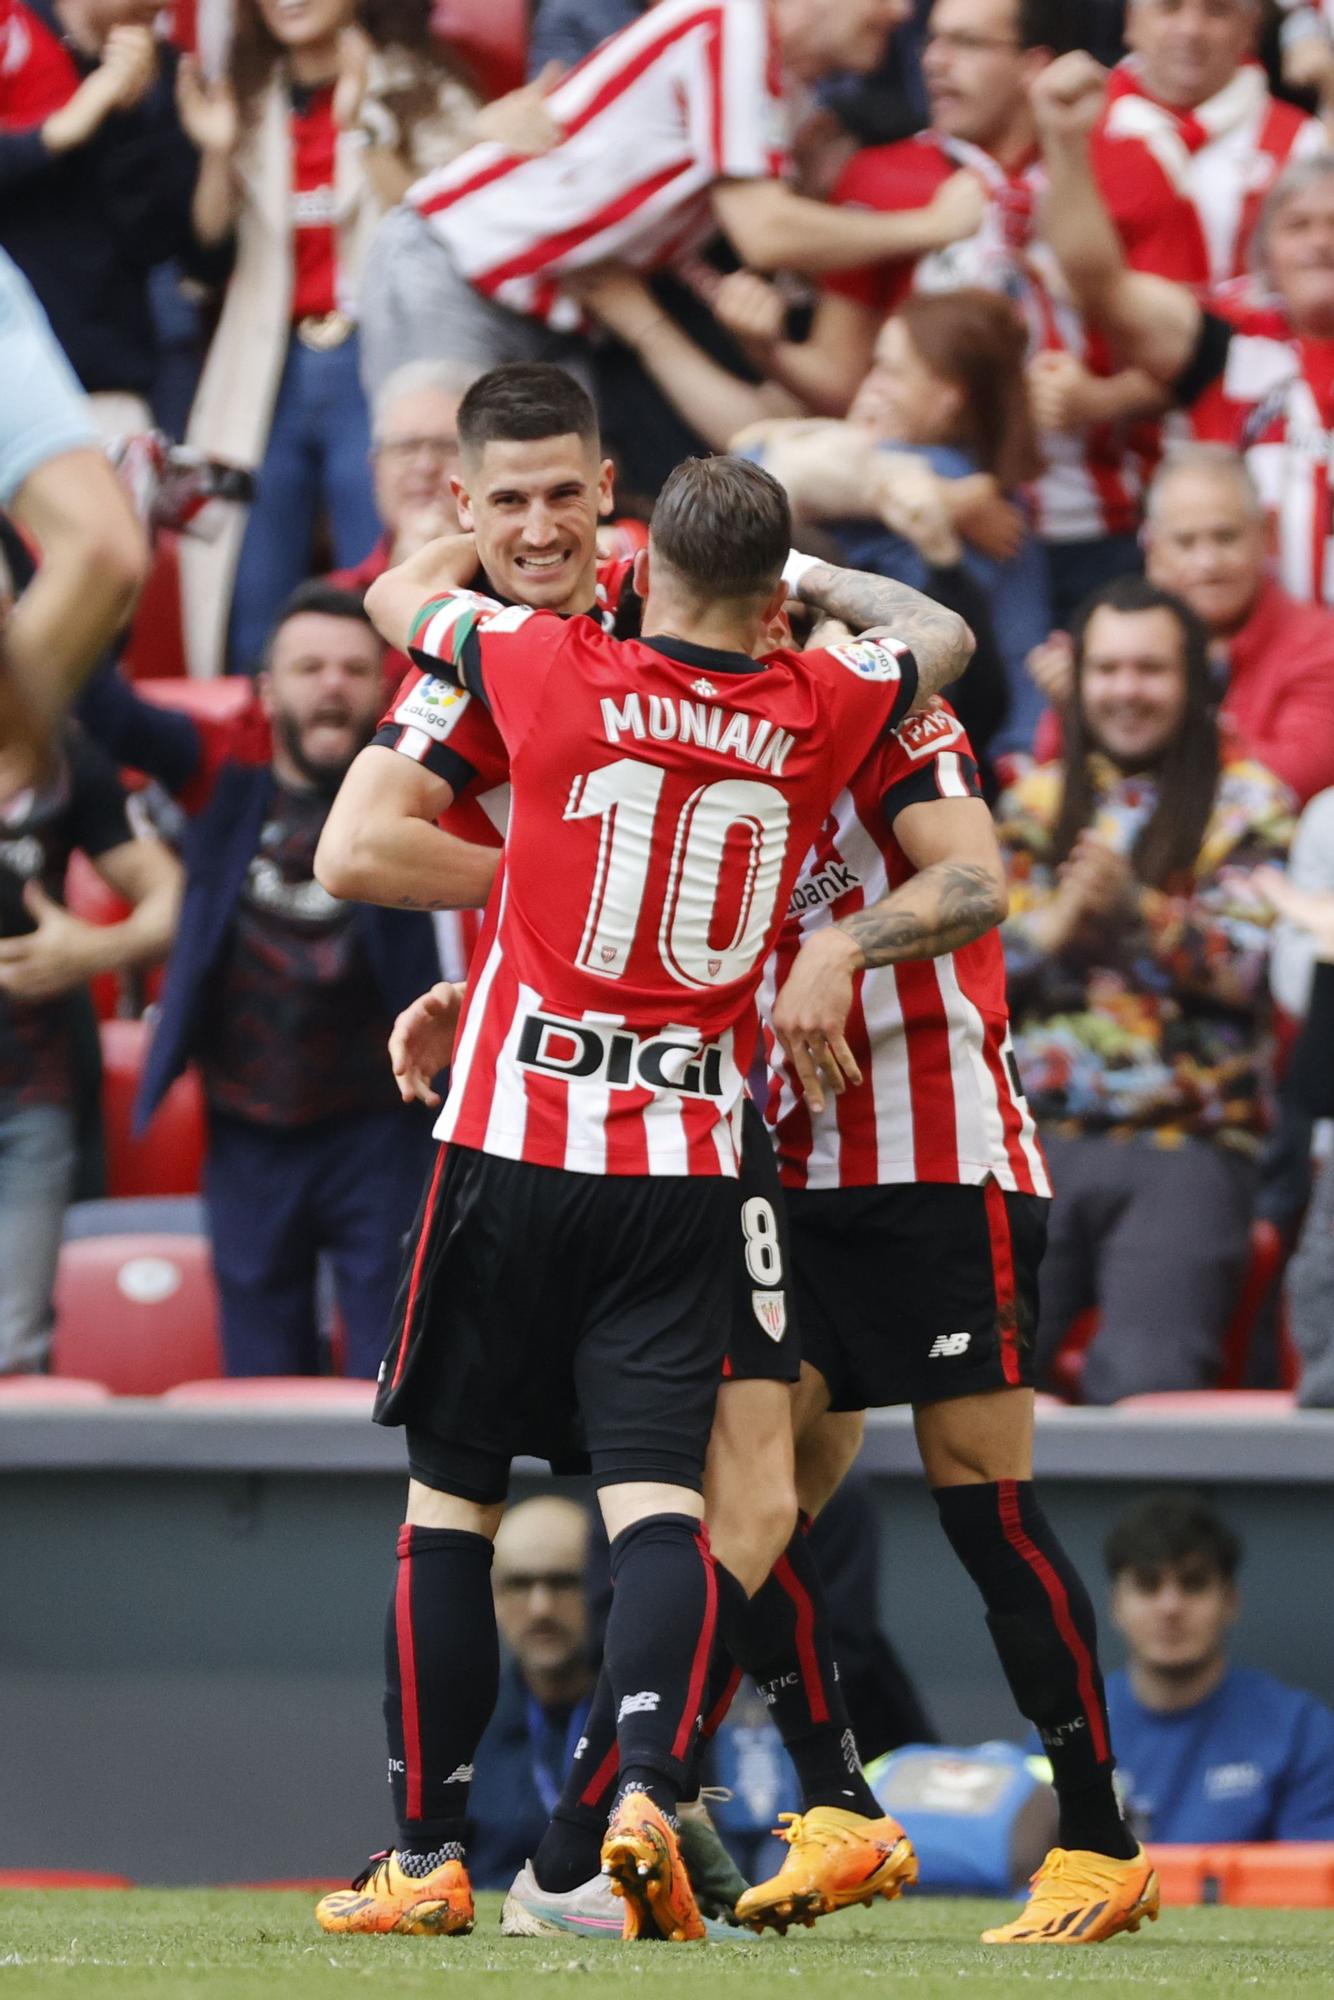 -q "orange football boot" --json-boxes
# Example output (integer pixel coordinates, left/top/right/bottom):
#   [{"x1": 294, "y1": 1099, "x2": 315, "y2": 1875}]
[
  {"x1": 981, "y1": 1845, "x2": 1160, "y2": 1944},
  {"x1": 734, "y1": 1806, "x2": 918, "y2": 1934},
  {"x1": 601, "y1": 1791, "x2": 706, "y2": 1942},
  {"x1": 315, "y1": 1849, "x2": 474, "y2": 1935}
]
